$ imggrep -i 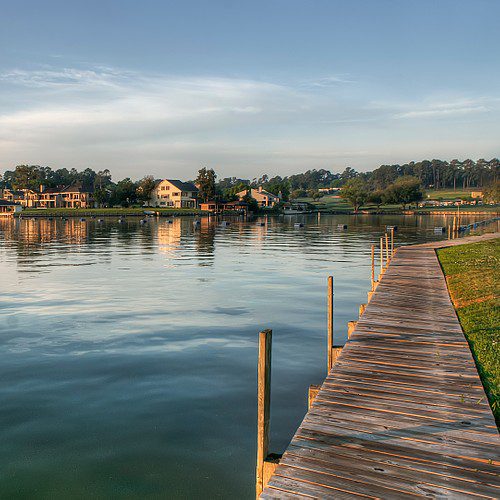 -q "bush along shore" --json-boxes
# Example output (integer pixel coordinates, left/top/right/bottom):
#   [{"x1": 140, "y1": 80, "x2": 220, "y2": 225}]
[{"x1": 437, "y1": 238, "x2": 500, "y2": 426}]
